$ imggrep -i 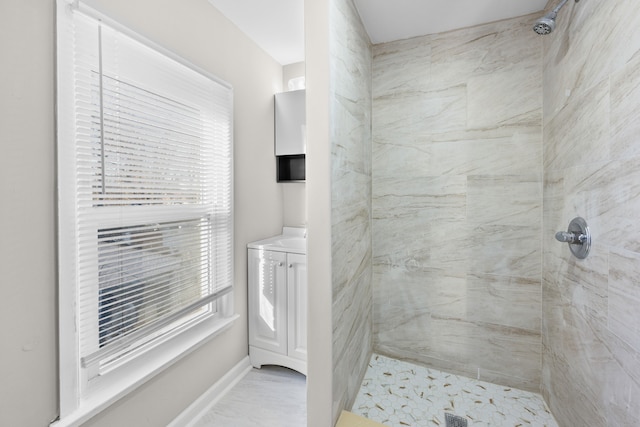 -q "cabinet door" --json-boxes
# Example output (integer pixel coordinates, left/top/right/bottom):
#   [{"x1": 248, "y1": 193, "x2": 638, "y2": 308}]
[
  {"x1": 248, "y1": 249, "x2": 288, "y2": 355},
  {"x1": 287, "y1": 253, "x2": 307, "y2": 361},
  {"x1": 275, "y1": 90, "x2": 306, "y2": 155}
]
